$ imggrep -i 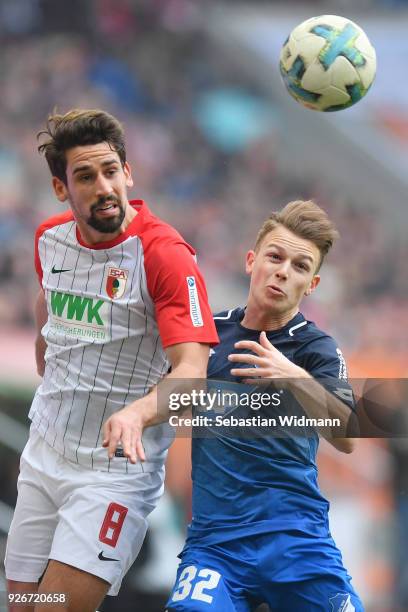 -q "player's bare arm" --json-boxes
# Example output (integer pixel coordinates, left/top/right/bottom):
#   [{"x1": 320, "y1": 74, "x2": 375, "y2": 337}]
[
  {"x1": 103, "y1": 342, "x2": 209, "y2": 463},
  {"x1": 229, "y1": 332, "x2": 357, "y2": 453},
  {"x1": 34, "y1": 289, "x2": 47, "y2": 377}
]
